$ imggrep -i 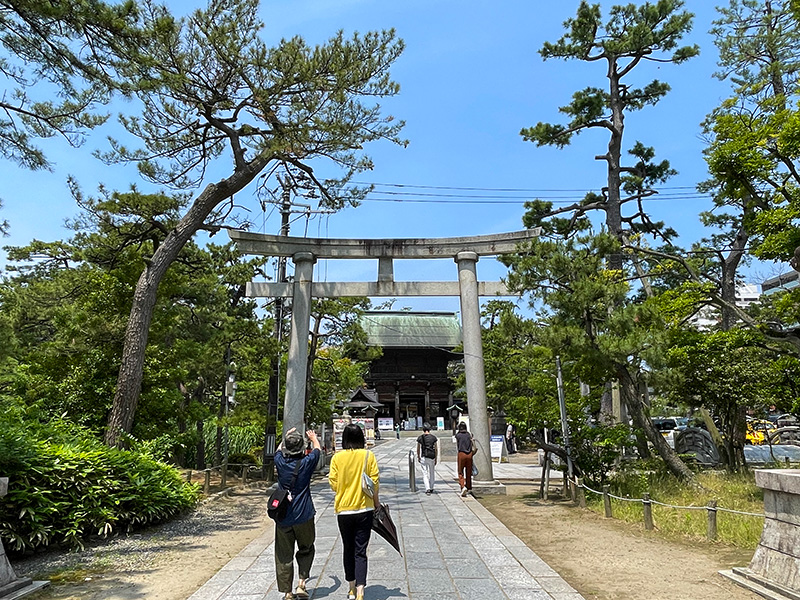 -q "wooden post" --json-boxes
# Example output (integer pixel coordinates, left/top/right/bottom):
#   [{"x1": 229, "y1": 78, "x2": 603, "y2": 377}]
[
  {"x1": 643, "y1": 492, "x2": 654, "y2": 530},
  {"x1": 186, "y1": 469, "x2": 192, "y2": 483},
  {"x1": 786, "y1": 456, "x2": 791, "y2": 468},
  {"x1": 542, "y1": 453, "x2": 551, "y2": 500},
  {"x1": 204, "y1": 469, "x2": 211, "y2": 495},
  {"x1": 706, "y1": 500, "x2": 718, "y2": 541},
  {"x1": 221, "y1": 462, "x2": 228, "y2": 486},
  {"x1": 242, "y1": 464, "x2": 248, "y2": 487},
  {"x1": 603, "y1": 485, "x2": 612, "y2": 518},
  {"x1": 563, "y1": 470, "x2": 569, "y2": 499},
  {"x1": 577, "y1": 477, "x2": 586, "y2": 509}
]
